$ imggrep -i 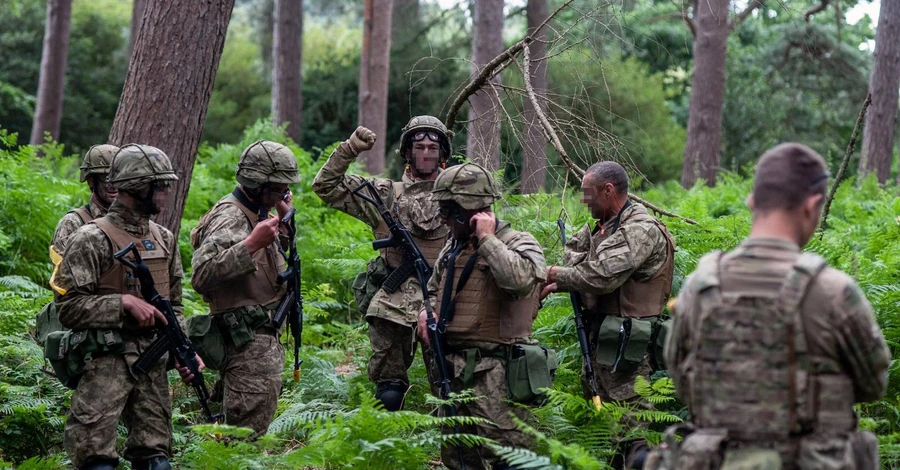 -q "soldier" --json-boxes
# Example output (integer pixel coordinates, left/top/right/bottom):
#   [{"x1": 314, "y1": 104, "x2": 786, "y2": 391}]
[
  {"x1": 417, "y1": 163, "x2": 550, "y2": 470},
  {"x1": 655, "y1": 143, "x2": 889, "y2": 469},
  {"x1": 541, "y1": 161, "x2": 675, "y2": 468},
  {"x1": 51, "y1": 144, "x2": 120, "y2": 253},
  {"x1": 190, "y1": 140, "x2": 300, "y2": 437},
  {"x1": 54, "y1": 145, "x2": 191, "y2": 470},
  {"x1": 312, "y1": 116, "x2": 451, "y2": 410}
]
